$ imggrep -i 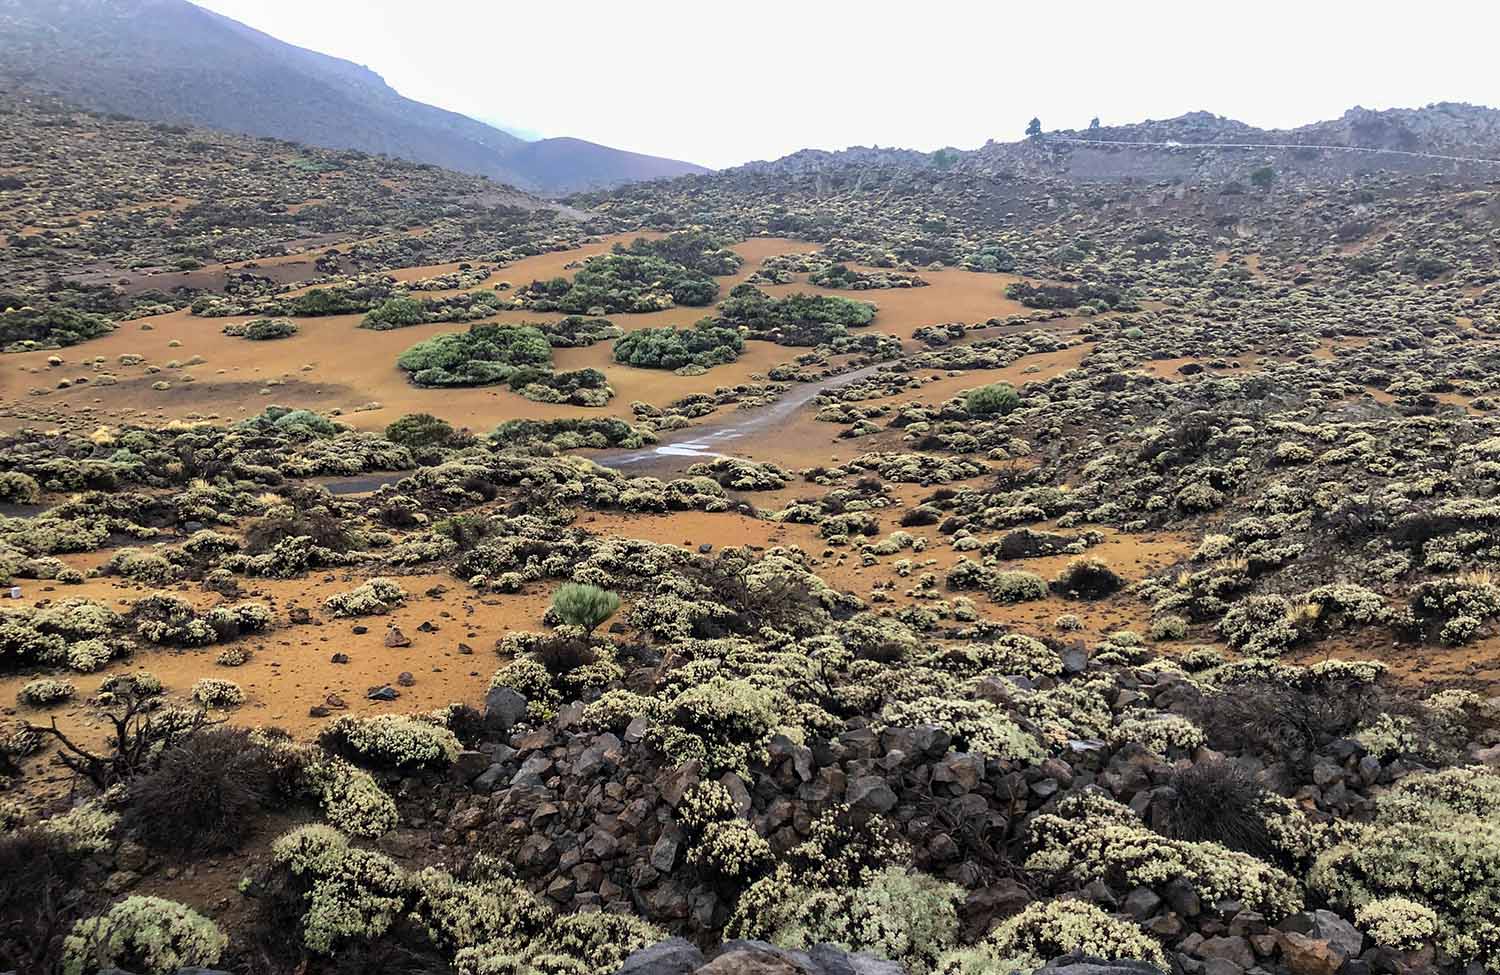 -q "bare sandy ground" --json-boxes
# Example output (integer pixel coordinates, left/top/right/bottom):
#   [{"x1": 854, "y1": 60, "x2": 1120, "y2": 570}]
[{"x1": 0, "y1": 236, "x2": 1036, "y2": 436}]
